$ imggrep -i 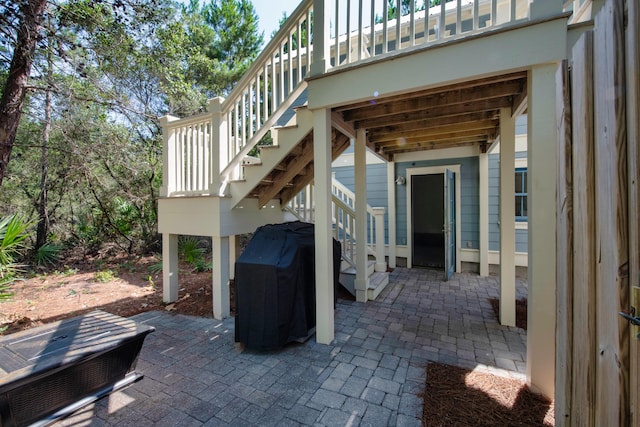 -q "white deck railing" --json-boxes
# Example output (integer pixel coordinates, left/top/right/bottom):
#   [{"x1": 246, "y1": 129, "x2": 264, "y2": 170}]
[
  {"x1": 286, "y1": 178, "x2": 386, "y2": 271},
  {"x1": 323, "y1": 0, "x2": 530, "y2": 70},
  {"x1": 160, "y1": 0, "x2": 541, "y2": 198},
  {"x1": 160, "y1": 0, "x2": 314, "y2": 197}
]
